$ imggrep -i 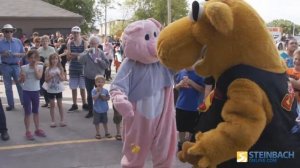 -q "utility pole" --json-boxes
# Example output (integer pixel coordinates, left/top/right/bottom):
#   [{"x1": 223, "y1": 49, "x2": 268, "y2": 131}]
[
  {"x1": 104, "y1": 0, "x2": 107, "y2": 36},
  {"x1": 167, "y1": 0, "x2": 171, "y2": 24}
]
